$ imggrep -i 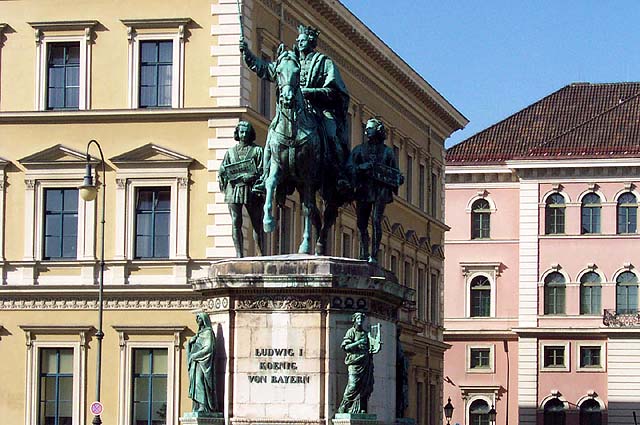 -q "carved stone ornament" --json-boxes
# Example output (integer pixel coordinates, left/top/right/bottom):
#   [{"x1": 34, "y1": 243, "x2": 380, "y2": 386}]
[
  {"x1": 0, "y1": 296, "x2": 206, "y2": 310},
  {"x1": 235, "y1": 296, "x2": 321, "y2": 311}
]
